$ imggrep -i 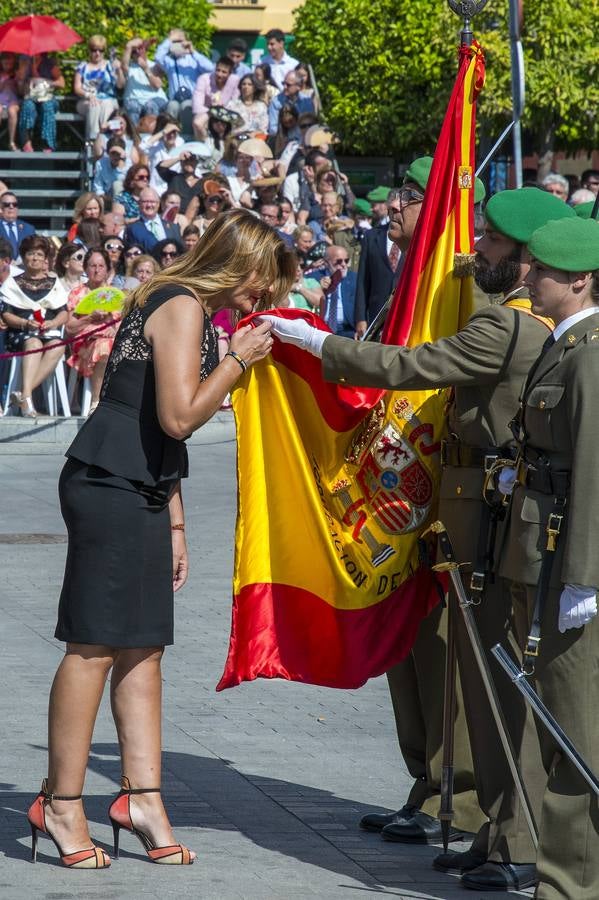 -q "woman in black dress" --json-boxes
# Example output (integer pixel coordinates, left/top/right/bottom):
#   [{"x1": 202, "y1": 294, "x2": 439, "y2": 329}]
[{"x1": 27, "y1": 209, "x2": 296, "y2": 869}]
